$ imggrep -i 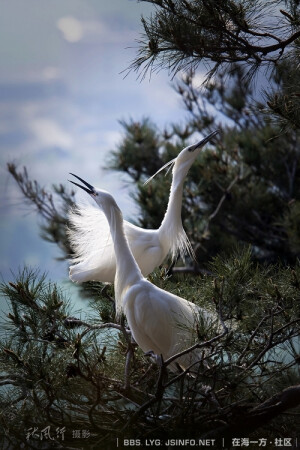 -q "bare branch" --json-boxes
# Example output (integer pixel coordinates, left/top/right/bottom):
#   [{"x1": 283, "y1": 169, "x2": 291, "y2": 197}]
[{"x1": 203, "y1": 385, "x2": 300, "y2": 440}]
